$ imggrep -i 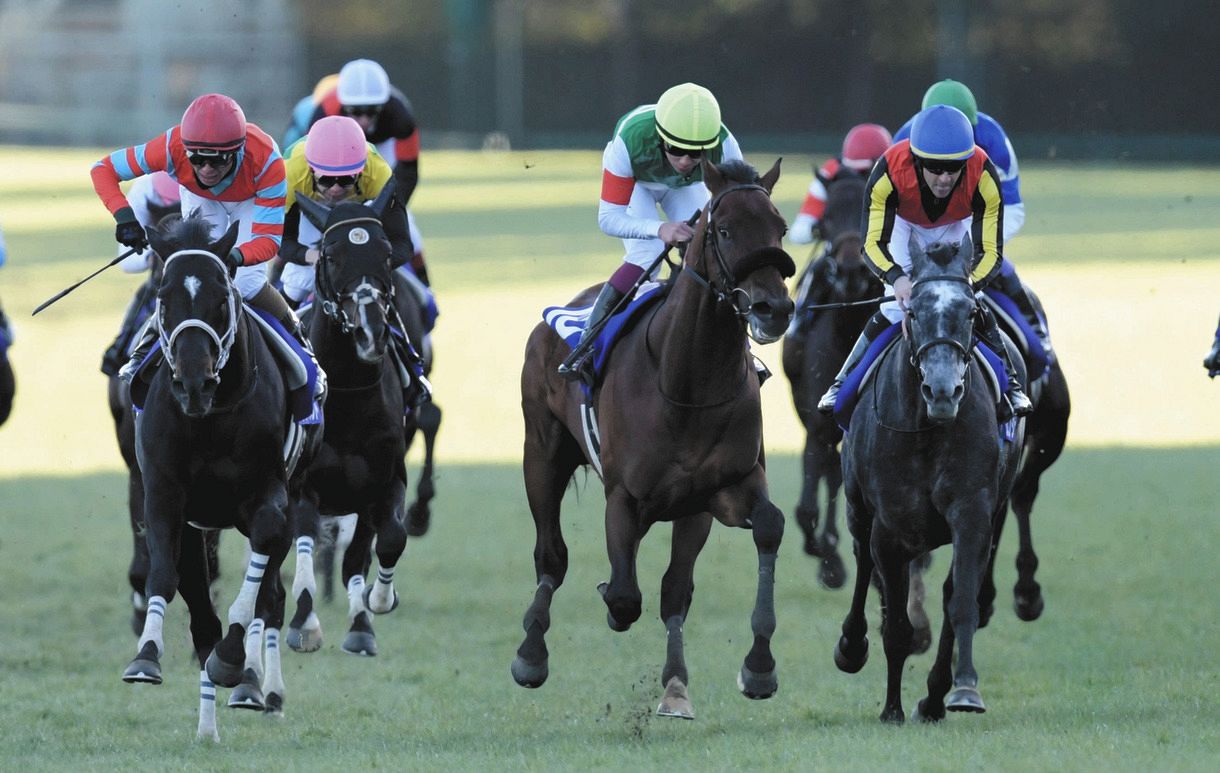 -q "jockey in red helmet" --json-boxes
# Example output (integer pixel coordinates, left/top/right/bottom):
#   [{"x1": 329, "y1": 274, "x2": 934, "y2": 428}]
[{"x1": 790, "y1": 123, "x2": 892, "y2": 245}]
